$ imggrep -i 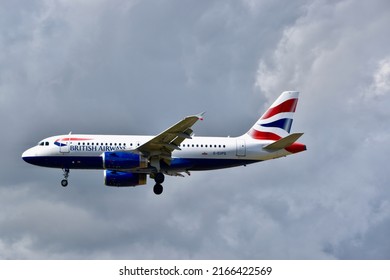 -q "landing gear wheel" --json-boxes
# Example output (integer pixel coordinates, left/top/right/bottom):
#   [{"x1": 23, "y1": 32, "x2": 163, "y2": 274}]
[
  {"x1": 61, "y1": 168, "x2": 70, "y2": 187},
  {"x1": 154, "y1": 172, "x2": 165, "y2": 184},
  {"x1": 153, "y1": 184, "x2": 163, "y2": 195}
]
